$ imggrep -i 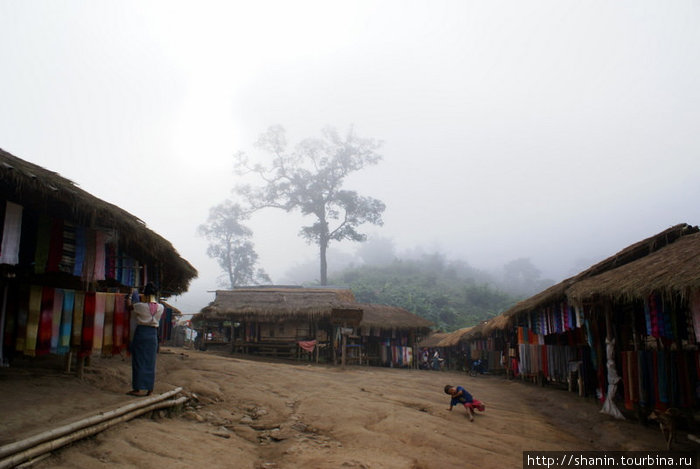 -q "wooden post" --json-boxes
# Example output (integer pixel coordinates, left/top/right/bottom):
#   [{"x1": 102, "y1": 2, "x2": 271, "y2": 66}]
[
  {"x1": 341, "y1": 324, "x2": 347, "y2": 370},
  {"x1": 77, "y1": 356, "x2": 85, "y2": 379},
  {"x1": 0, "y1": 283, "x2": 7, "y2": 367},
  {"x1": 64, "y1": 350, "x2": 72, "y2": 374}
]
